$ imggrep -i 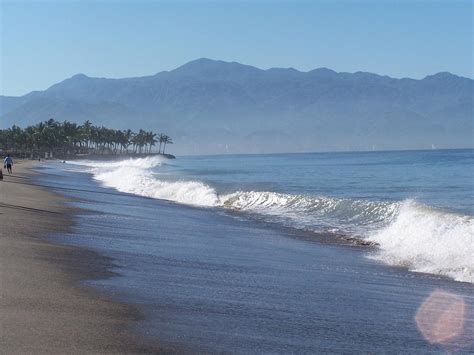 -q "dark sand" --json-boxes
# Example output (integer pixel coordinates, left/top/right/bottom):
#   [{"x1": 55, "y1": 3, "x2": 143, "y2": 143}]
[{"x1": 0, "y1": 161, "x2": 157, "y2": 353}]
